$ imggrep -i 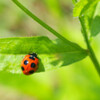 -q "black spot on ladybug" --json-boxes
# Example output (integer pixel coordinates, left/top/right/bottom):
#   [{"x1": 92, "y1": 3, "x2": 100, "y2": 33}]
[
  {"x1": 21, "y1": 67, "x2": 24, "y2": 71},
  {"x1": 31, "y1": 63, "x2": 36, "y2": 68},
  {"x1": 24, "y1": 60, "x2": 28, "y2": 65},
  {"x1": 29, "y1": 70, "x2": 34, "y2": 74},
  {"x1": 29, "y1": 57, "x2": 35, "y2": 60}
]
